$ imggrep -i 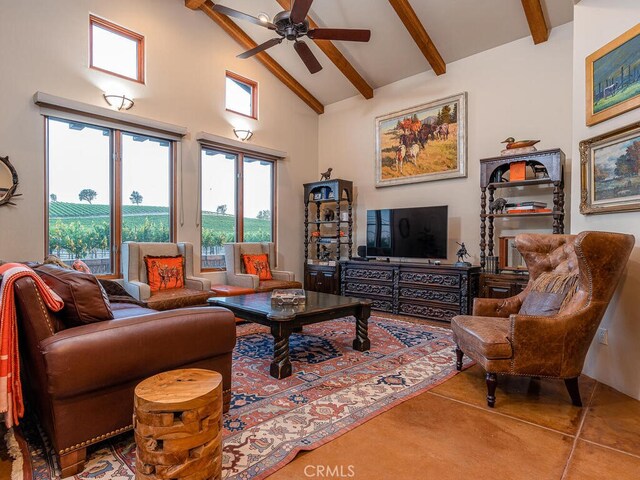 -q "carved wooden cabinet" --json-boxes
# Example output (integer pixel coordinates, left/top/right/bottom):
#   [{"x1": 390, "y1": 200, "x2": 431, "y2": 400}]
[
  {"x1": 305, "y1": 263, "x2": 341, "y2": 295},
  {"x1": 479, "y1": 272, "x2": 528, "y2": 299},
  {"x1": 341, "y1": 261, "x2": 480, "y2": 323}
]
